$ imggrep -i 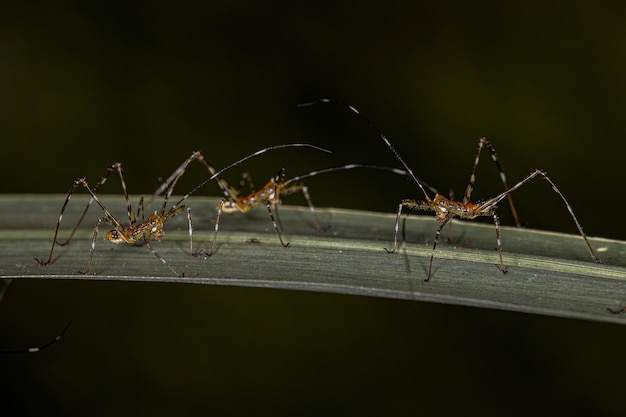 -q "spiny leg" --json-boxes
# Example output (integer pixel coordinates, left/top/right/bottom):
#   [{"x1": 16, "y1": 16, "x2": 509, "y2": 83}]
[
  {"x1": 97, "y1": 206, "x2": 189, "y2": 276},
  {"x1": 265, "y1": 202, "x2": 290, "y2": 248},
  {"x1": 261, "y1": 169, "x2": 291, "y2": 246},
  {"x1": 153, "y1": 154, "x2": 207, "y2": 262},
  {"x1": 186, "y1": 207, "x2": 194, "y2": 256},
  {"x1": 278, "y1": 181, "x2": 324, "y2": 232},
  {"x1": 301, "y1": 100, "x2": 602, "y2": 278},
  {"x1": 208, "y1": 198, "x2": 265, "y2": 257},
  {"x1": 159, "y1": 151, "x2": 238, "y2": 216},
  {"x1": 264, "y1": 176, "x2": 290, "y2": 247},
  {"x1": 385, "y1": 202, "x2": 406, "y2": 254},
  {"x1": 282, "y1": 164, "x2": 424, "y2": 238},
  {"x1": 446, "y1": 188, "x2": 455, "y2": 244},
  {"x1": 81, "y1": 215, "x2": 118, "y2": 275},
  {"x1": 143, "y1": 240, "x2": 181, "y2": 276},
  {"x1": 56, "y1": 166, "x2": 116, "y2": 246},
  {"x1": 213, "y1": 172, "x2": 241, "y2": 201},
  {"x1": 145, "y1": 151, "x2": 208, "y2": 263},
  {"x1": 266, "y1": 167, "x2": 323, "y2": 234},
  {"x1": 133, "y1": 204, "x2": 195, "y2": 272},
  {"x1": 385, "y1": 200, "x2": 419, "y2": 254},
  {"x1": 479, "y1": 169, "x2": 603, "y2": 264},
  {"x1": 60, "y1": 163, "x2": 136, "y2": 246},
  {"x1": 209, "y1": 200, "x2": 227, "y2": 256},
  {"x1": 299, "y1": 184, "x2": 324, "y2": 232},
  {"x1": 539, "y1": 172, "x2": 603, "y2": 263},
  {"x1": 208, "y1": 165, "x2": 413, "y2": 255},
  {"x1": 137, "y1": 196, "x2": 146, "y2": 222},
  {"x1": 57, "y1": 178, "x2": 131, "y2": 274},
  {"x1": 426, "y1": 215, "x2": 454, "y2": 281},
  {"x1": 151, "y1": 203, "x2": 196, "y2": 260},
  {"x1": 153, "y1": 150, "x2": 235, "y2": 220},
  {"x1": 36, "y1": 176, "x2": 126, "y2": 267},
  {"x1": 492, "y1": 213, "x2": 507, "y2": 274},
  {"x1": 163, "y1": 145, "x2": 332, "y2": 209},
  {"x1": 157, "y1": 151, "x2": 246, "y2": 258},
  {"x1": 40, "y1": 152, "x2": 241, "y2": 275},
  {"x1": 159, "y1": 146, "x2": 335, "y2": 258},
  {"x1": 464, "y1": 138, "x2": 521, "y2": 226},
  {"x1": 208, "y1": 177, "x2": 291, "y2": 252},
  {"x1": 35, "y1": 179, "x2": 85, "y2": 266},
  {"x1": 154, "y1": 151, "x2": 206, "y2": 212},
  {"x1": 401, "y1": 214, "x2": 411, "y2": 248},
  {"x1": 38, "y1": 175, "x2": 187, "y2": 274}
]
